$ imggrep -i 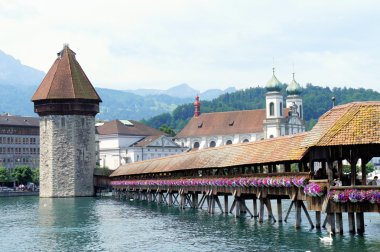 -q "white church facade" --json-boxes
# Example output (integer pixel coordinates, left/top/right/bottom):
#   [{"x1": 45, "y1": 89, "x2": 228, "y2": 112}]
[
  {"x1": 97, "y1": 120, "x2": 187, "y2": 170},
  {"x1": 175, "y1": 69, "x2": 306, "y2": 150}
]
